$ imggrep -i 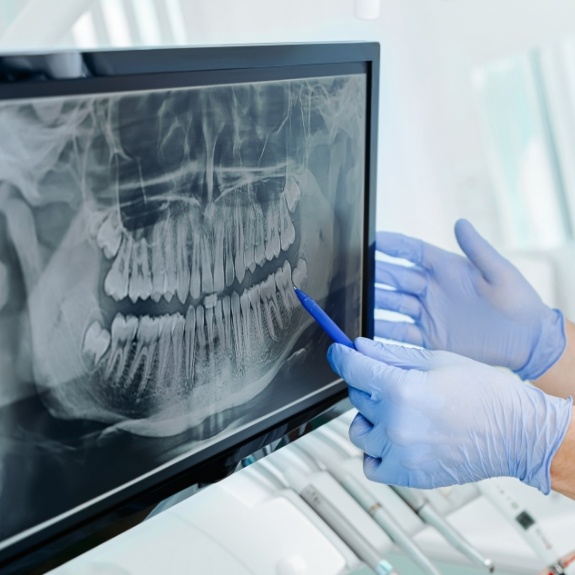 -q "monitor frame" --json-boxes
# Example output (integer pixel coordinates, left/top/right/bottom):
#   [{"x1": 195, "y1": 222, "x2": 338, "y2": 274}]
[{"x1": 0, "y1": 42, "x2": 379, "y2": 574}]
